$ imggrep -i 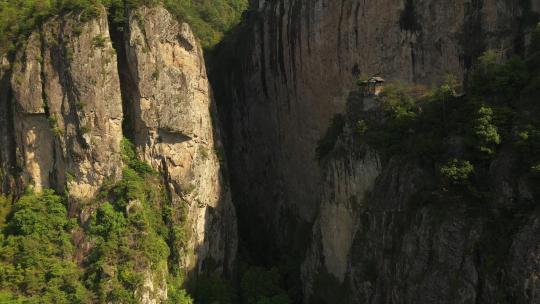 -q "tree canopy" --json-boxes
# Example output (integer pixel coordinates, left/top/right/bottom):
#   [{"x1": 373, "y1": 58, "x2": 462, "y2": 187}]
[{"x1": 0, "y1": 0, "x2": 248, "y2": 54}]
